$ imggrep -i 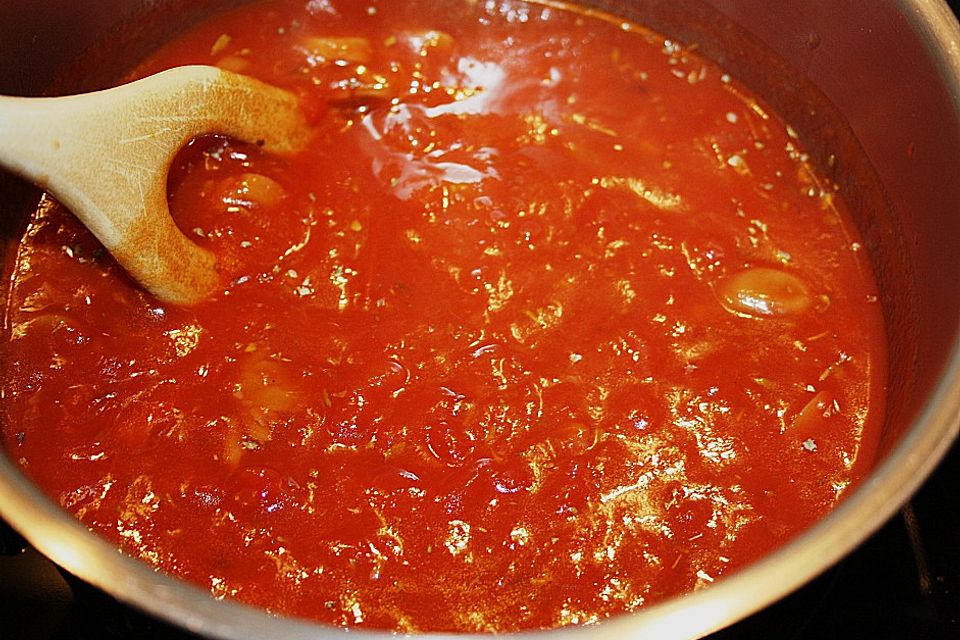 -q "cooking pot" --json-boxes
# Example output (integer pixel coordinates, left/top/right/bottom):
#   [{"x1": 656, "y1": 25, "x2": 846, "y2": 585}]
[{"x1": 0, "y1": 1, "x2": 957, "y2": 638}]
